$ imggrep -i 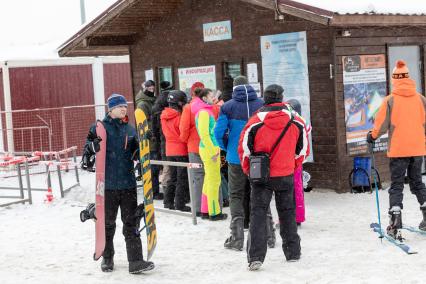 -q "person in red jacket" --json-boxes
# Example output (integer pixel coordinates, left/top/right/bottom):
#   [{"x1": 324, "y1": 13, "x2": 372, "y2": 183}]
[
  {"x1": 161, "y1": 90, "x2": 191, "y2": 212},
  {"x1": 238, "y1": 84, "x2": 310, "y2": 271}
]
